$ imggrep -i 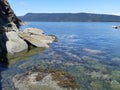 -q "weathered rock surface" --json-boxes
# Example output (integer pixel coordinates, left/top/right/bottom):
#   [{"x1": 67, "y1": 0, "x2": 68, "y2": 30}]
[
  {"x1": 13, "y1": 69, "x2": 79, "y2": 90},
  {"x1": 18, "y1": 28, "x2": 55, "y2": 48},
  {"x1": 13, "y1": 74, "x2": 65, "y2": 90},
  {"x1": 23, "y1": 28, "x2": 44, "y2": 35},
  {"x1": 6, "y1": 31, "x2": 28, "y2": 54}
]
